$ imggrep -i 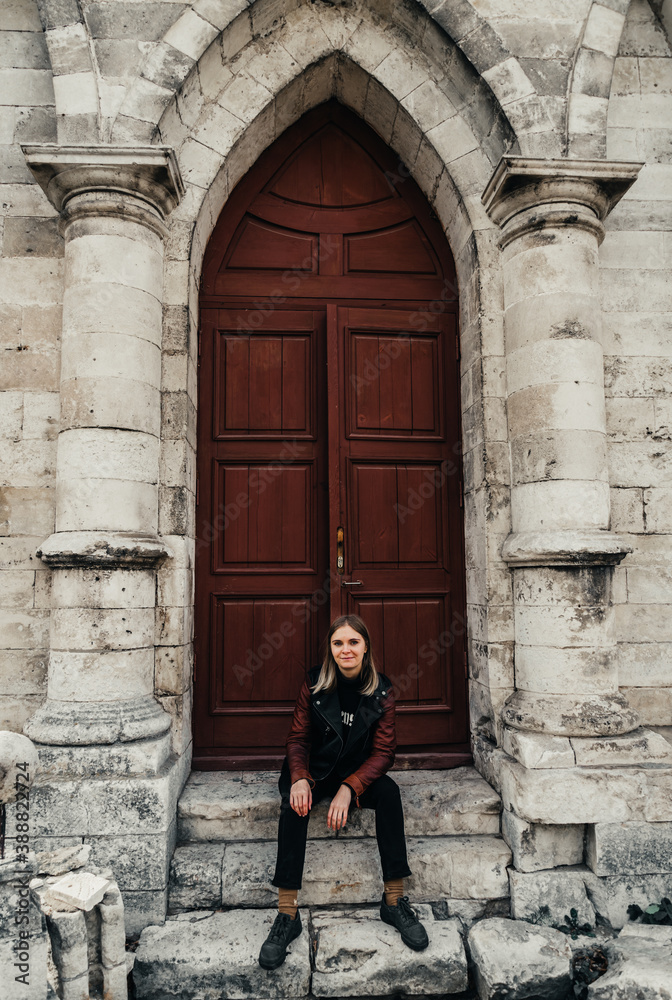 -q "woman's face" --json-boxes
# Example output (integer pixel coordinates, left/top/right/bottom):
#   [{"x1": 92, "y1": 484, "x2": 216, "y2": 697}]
[{"x1": 331, "y1": 624, "x2": 367, "y2": 679}]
